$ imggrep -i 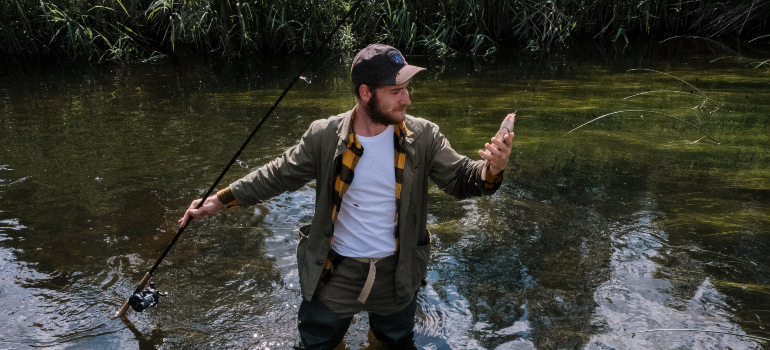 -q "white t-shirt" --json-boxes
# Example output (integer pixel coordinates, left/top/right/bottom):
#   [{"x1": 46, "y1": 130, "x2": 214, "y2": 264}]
[{"x1": 331, "y1": 125, "x2": 397, "y2": 258}]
